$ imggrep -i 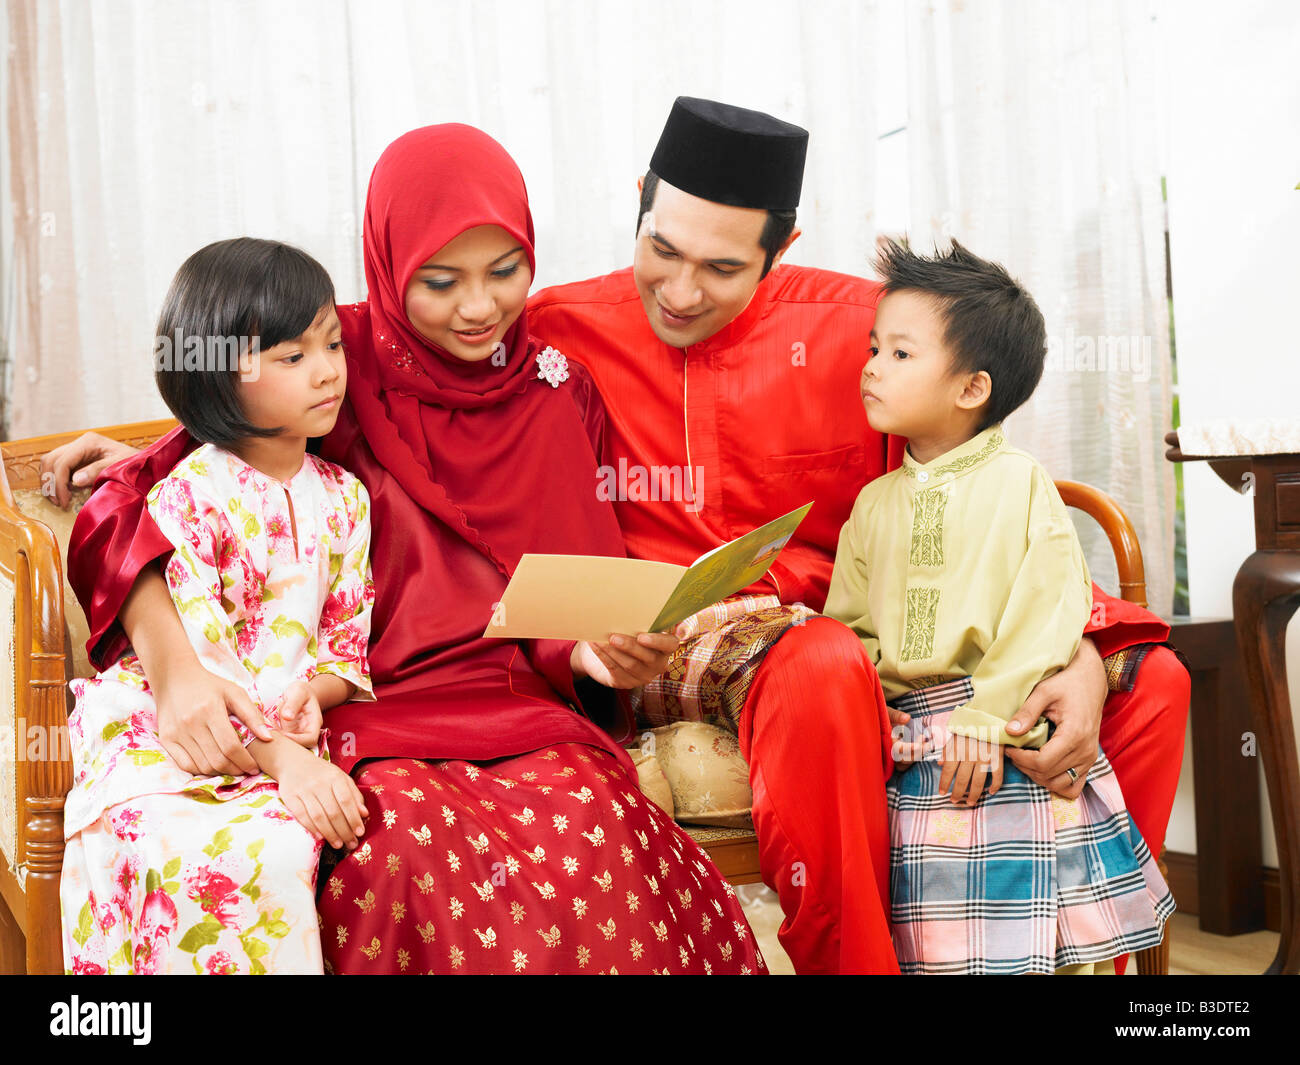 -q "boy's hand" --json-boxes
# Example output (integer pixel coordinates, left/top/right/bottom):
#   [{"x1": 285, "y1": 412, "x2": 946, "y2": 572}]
[
  {"x1": 937, "y1": 733, "x2": 1004, "y2": 806},
  {"x1": 275, "y1": 744, "x2": 368, "y2": 850},
  {"x1": 888, "y1": 707, "x2": 924, "y2": 768},
  {"x1": 274, "y1": 680, "x2": 322, "y2": 748}
]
